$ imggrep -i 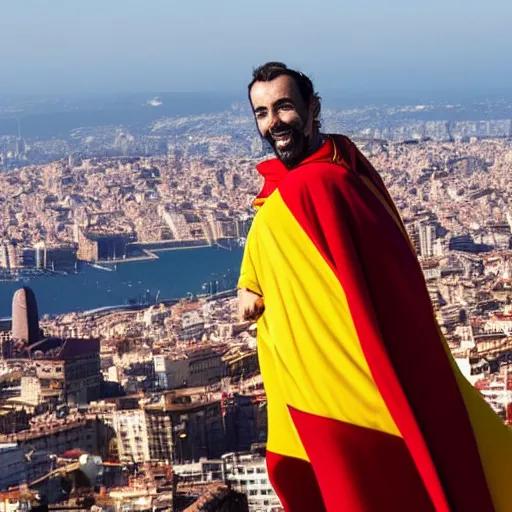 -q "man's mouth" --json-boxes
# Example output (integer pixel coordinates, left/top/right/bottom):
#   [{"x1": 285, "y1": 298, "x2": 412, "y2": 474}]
[{"x1": 271, "y1": 130, "x2": 293, "y2": 150}]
